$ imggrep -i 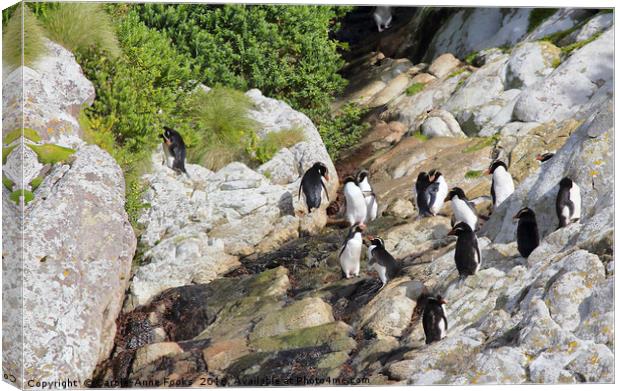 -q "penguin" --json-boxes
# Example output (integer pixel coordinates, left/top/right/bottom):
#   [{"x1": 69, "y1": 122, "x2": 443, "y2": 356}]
[
  {"x1": 339, "y1": 224, "x2": 364, "y2": 279},
  {"x1": 343, "y1": 176, "x2": 367, "y2": 227},
  {"x1": 513, "y1": 207, "x2": 540, "y2": 258},
  {"x1": 486, "y1": 160, "x2": 514, "y2": 209},
  {"x1": 556, "y1": 177, "x2": 581, "y2": 228},
  {"x1": 299, "y1": 162, "x2": 330, "y2": 213},
  {"x1": 366, "y1": 236, "x2": 400, "y2": 287},
  {"x1": 445, "y1": 187, "x2": 478, "y2": 231},
  {"x1": 448, "y1": 222, "x2": 481, "y2": 278},
  {"x1": 357, "y1": 169, "x2": 378, "y2": 223},
  {"x1": 422, "y1": 295, "x2": 448, "y2": 344},
  {"x1": 373, "y1": 6, "x2": 392, "y2": 32},
  {"x1": 415, "y1": 172, "x2": 433, "y2": 217},
  {"x1": 536, "y1": 152, "x2": 555, "y2": 163},
  {"x1": 427, "y1": 169, "x2": 449, "y2": 215},
  {"x1": 160, "y1": 126, "x2": 188, "y2": 176}
]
